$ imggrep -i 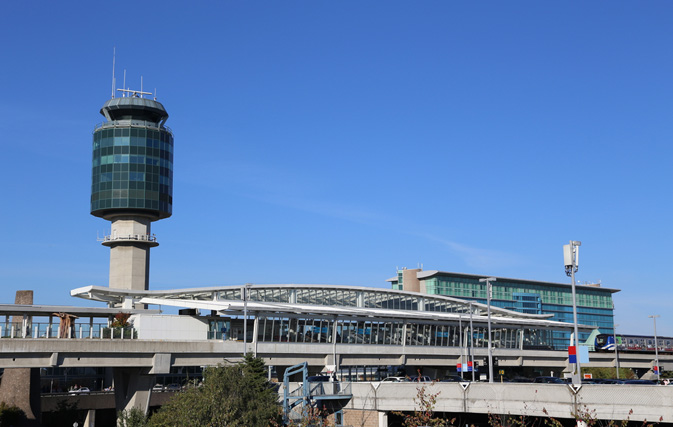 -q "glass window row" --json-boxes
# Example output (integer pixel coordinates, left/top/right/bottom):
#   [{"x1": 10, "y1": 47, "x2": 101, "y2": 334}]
[
  {"x1": 218, "y1": 315, "x2": 556, "y2": 350},
  {"x1": 94, "y1": 127, "x2": 172, "y2": 142},
  {"x1": 93, "y1": 163, "x2": 172, "y2": 178},
  {"x1": 92, "y1": 182, "x2": 170, "y2": 194},
  {"x1": 92, "y1": 199, "x2": 170, "y2": 211},
  {"x1": 94, "y1": 145, "x2": 173, "y2": 159},
  {"x1": 429, "y1": 277, "x2": 613, "y2": 309},
  {"x1": 92, "y1": 189, "x2": 173, "y2": 202},
  {"x1": 93, "y1": 136, "x2": 173, "y2": 153},
  {"x1": 93, "y1": 154, "x2": 172, "y2": 171}
]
